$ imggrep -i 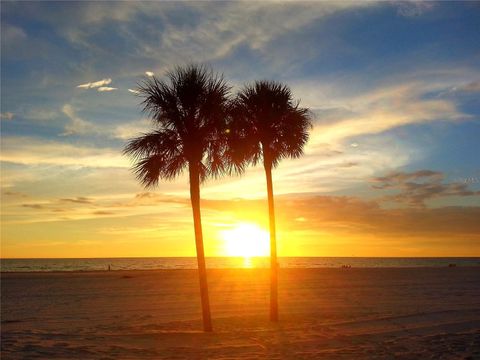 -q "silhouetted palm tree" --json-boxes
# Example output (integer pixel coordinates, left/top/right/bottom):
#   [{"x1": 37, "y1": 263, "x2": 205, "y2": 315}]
[
  {"x1": 230, "y1": 81, "x2": 311, "y2": 322},
  {"x1": 124, "y1": 65, "x2": 233, "y2": 332}
]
